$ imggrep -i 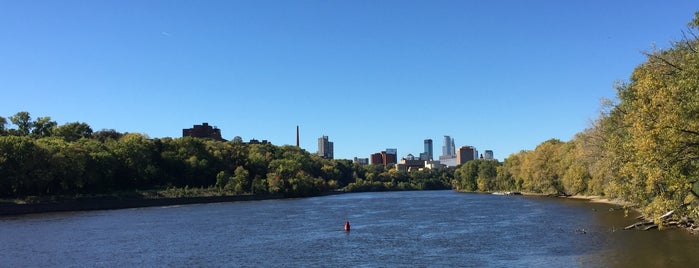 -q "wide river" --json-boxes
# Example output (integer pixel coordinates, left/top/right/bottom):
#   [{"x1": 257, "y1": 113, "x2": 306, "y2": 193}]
[{"x1": 1, "y1": 190, "x2": 698, "y2": 267}]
